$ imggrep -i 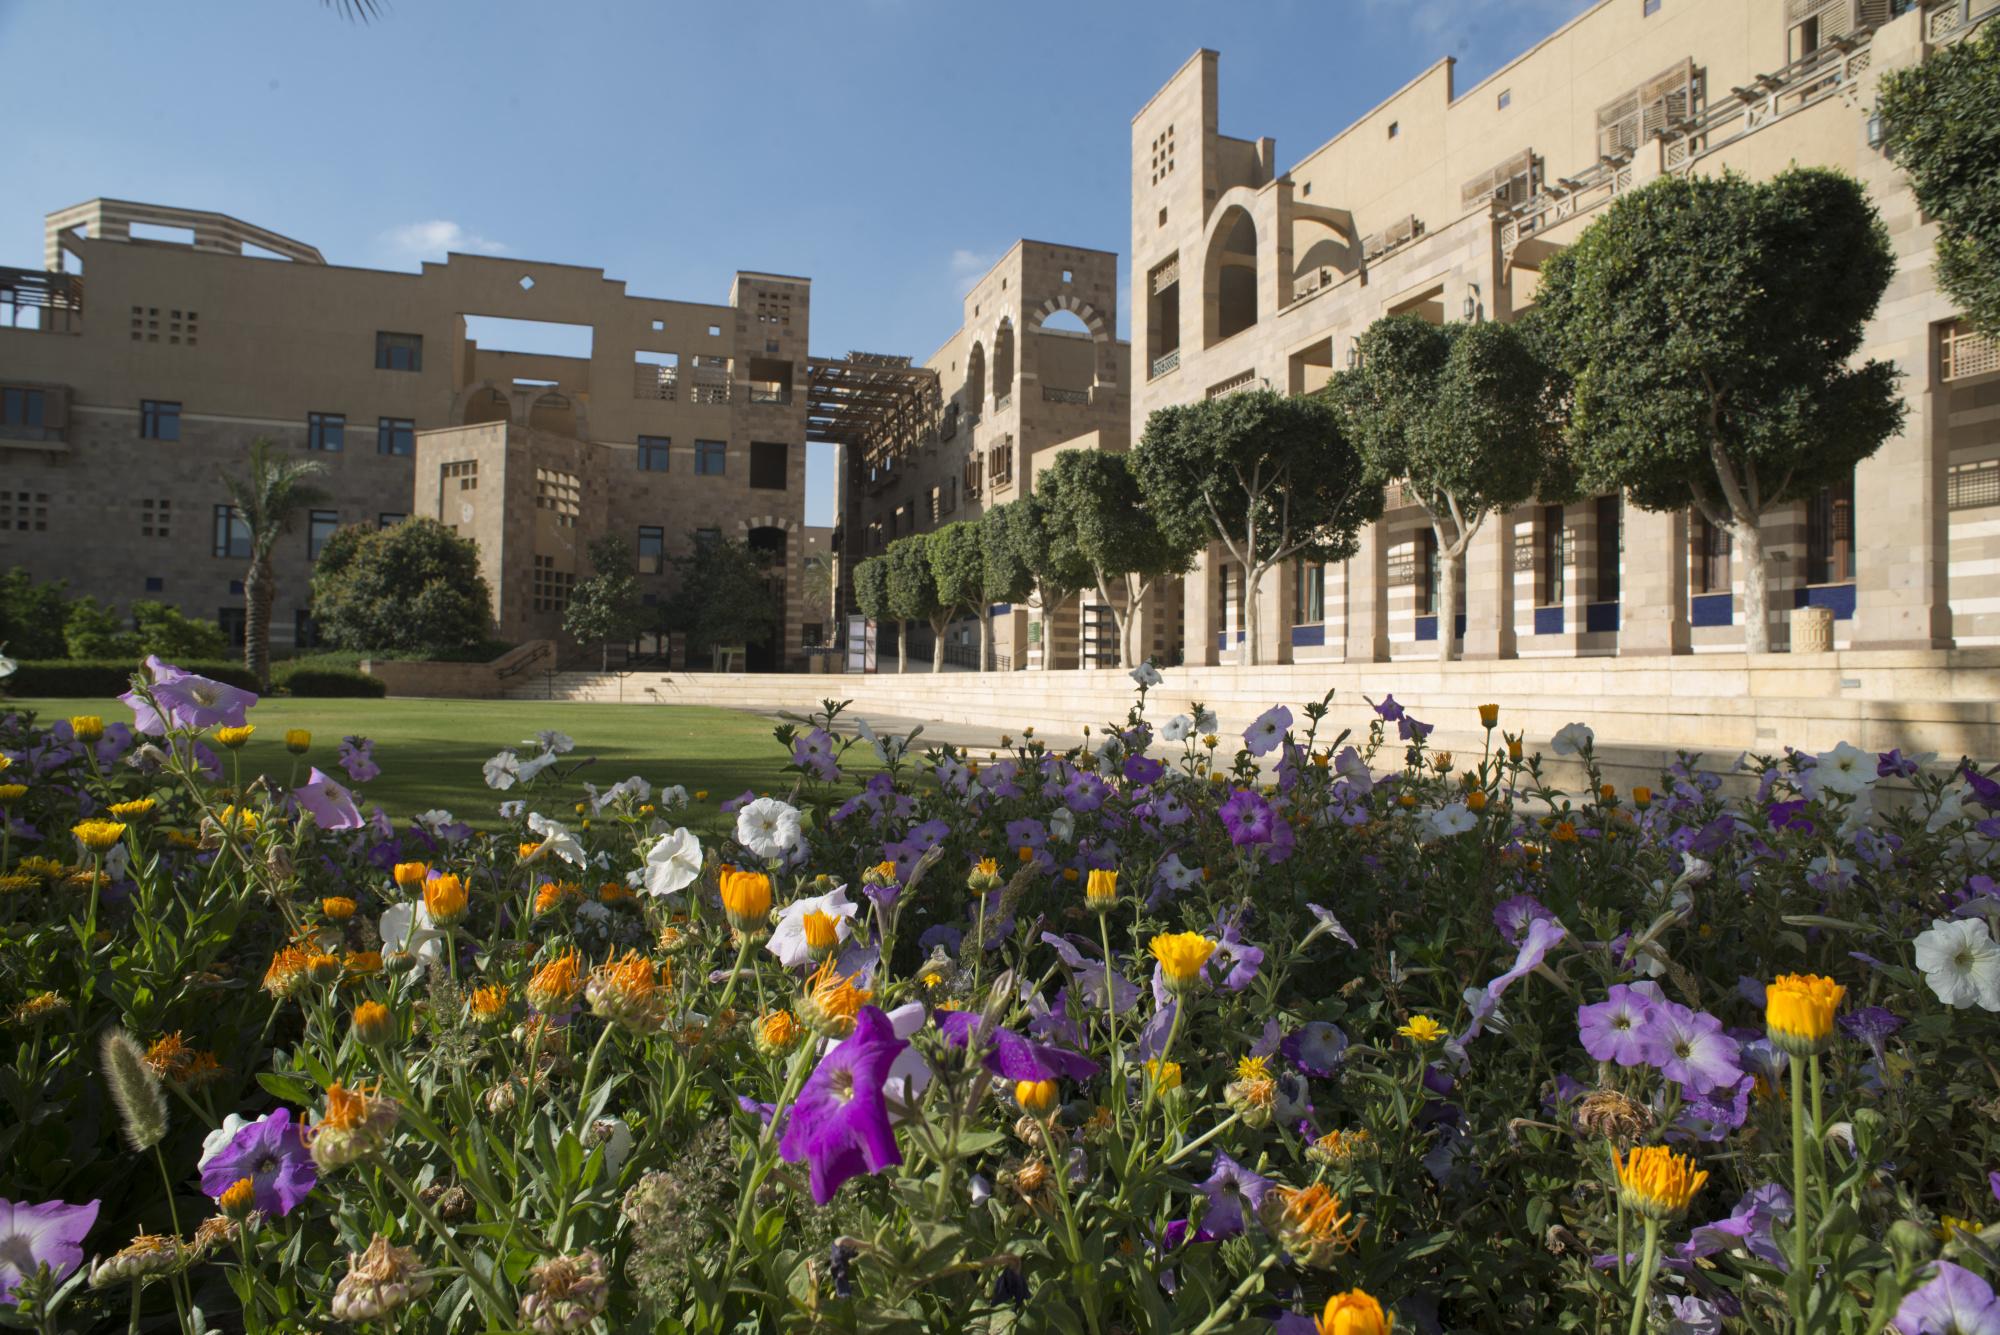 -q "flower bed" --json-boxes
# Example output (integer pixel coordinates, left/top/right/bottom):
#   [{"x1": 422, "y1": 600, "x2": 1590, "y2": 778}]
[{"x1": 2, "y1": 659, "x2": 1998, "y2": 1331}]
